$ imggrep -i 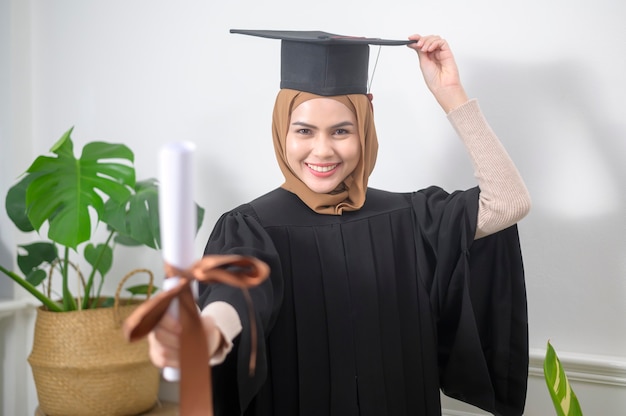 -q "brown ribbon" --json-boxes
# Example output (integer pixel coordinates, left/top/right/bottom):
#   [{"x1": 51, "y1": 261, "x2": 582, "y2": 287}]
[{"x1": 123, "y1": 254, "x2": 270, "y2": 416}]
